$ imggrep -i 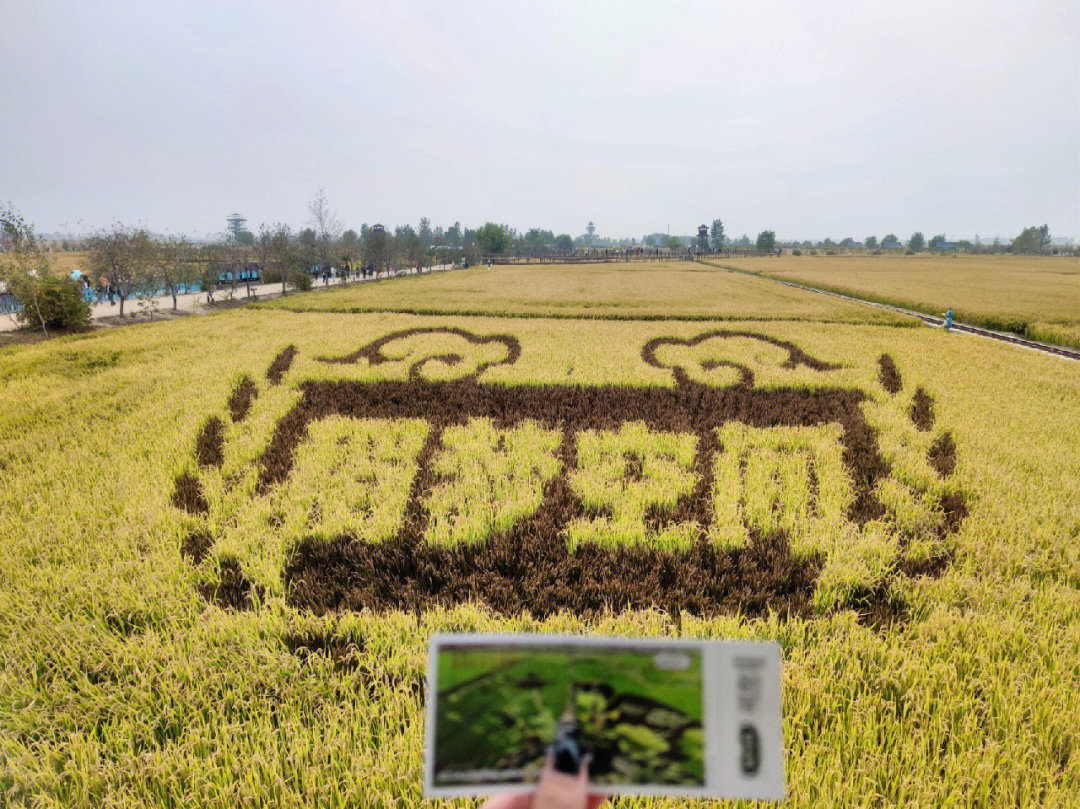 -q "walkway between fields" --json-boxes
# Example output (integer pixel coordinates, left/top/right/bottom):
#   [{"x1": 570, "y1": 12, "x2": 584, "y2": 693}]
[
  {"x1": 0, "y1": 263, "x2": 457, "y2": 332},
  {"x1": 699, "y1": 259, "x2": 1080, "y2": 362}
]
